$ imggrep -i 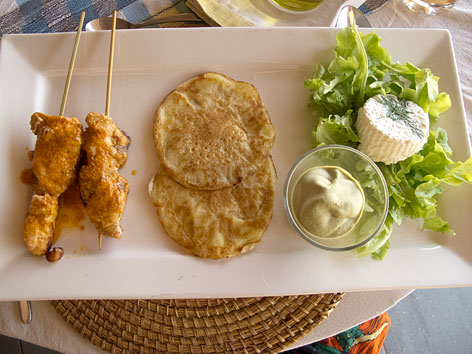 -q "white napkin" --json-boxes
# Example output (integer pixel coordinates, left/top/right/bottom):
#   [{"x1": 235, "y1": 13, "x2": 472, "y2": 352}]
[{"x1": 187, "y1": 0, "x2": 366, "y2": 27}]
